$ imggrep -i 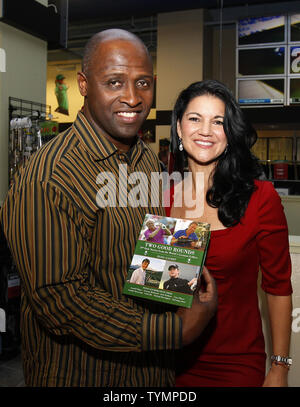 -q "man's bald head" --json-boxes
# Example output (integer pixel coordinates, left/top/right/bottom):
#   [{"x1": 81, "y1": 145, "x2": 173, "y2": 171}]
[
  {"x1": 77, "y1": 27, "x2": 154, "y2": 151},
  {"x1": 82, "y1": 29, "x2": 151, "y2": 76}
]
